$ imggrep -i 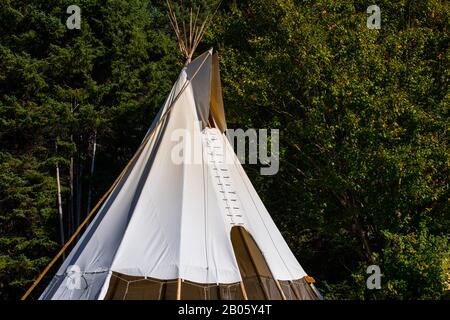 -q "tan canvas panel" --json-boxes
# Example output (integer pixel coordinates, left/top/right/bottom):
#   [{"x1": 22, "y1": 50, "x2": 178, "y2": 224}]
[
  {"x1": 104, "y1": 273, "x2": 178, "y2": 300},
  {"x1": 104, "y1": 272, "x2": 245, "y2": 300},
  {"x1": 279, "y1": 278, "x2": 321, "y2": 300},
  {"x1": 230, "y1": 226, "x2": 283, "y2": 300}
]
